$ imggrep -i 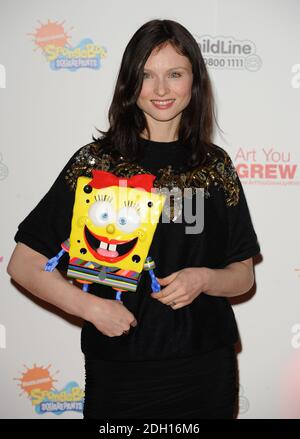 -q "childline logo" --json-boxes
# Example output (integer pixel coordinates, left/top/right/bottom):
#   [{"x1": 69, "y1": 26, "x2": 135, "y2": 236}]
[
  {"x1": 28, "y1": 20, "x2": 107, "y2": 71},
  {"x1": 14, "y1": 364, "x2": 84, "y2": 415},
  {"x1": 0, "y1": 64, "x2": 6, "y2": 88},
  {"x1": 234, "y1": 146, "x2": 300, "y2": 186},
  {"x1": 196, "y1": 35, "x2": 262, "y2": 72}
]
